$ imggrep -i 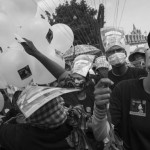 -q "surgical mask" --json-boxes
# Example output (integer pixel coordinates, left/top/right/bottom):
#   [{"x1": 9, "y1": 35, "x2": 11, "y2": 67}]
[{"x1": 108, "y1": 52, "x2": 126, "y2": 66}]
